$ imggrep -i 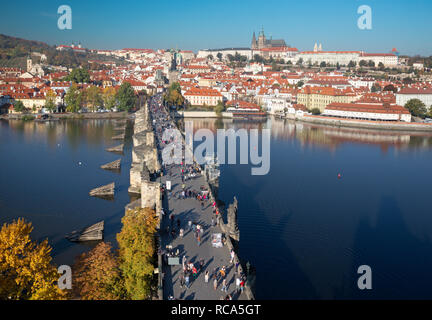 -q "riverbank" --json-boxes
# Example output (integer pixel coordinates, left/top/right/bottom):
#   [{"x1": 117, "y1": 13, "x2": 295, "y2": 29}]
[
  {"x1": 175, "y1": 111, "x2": 233, "y2": 118},
  {"x1": 282, "y1": 113, "x2": 432, "y2": 132},
  {"x1": 1, "y1": 111, "x2": 130, "y2": 121}
]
